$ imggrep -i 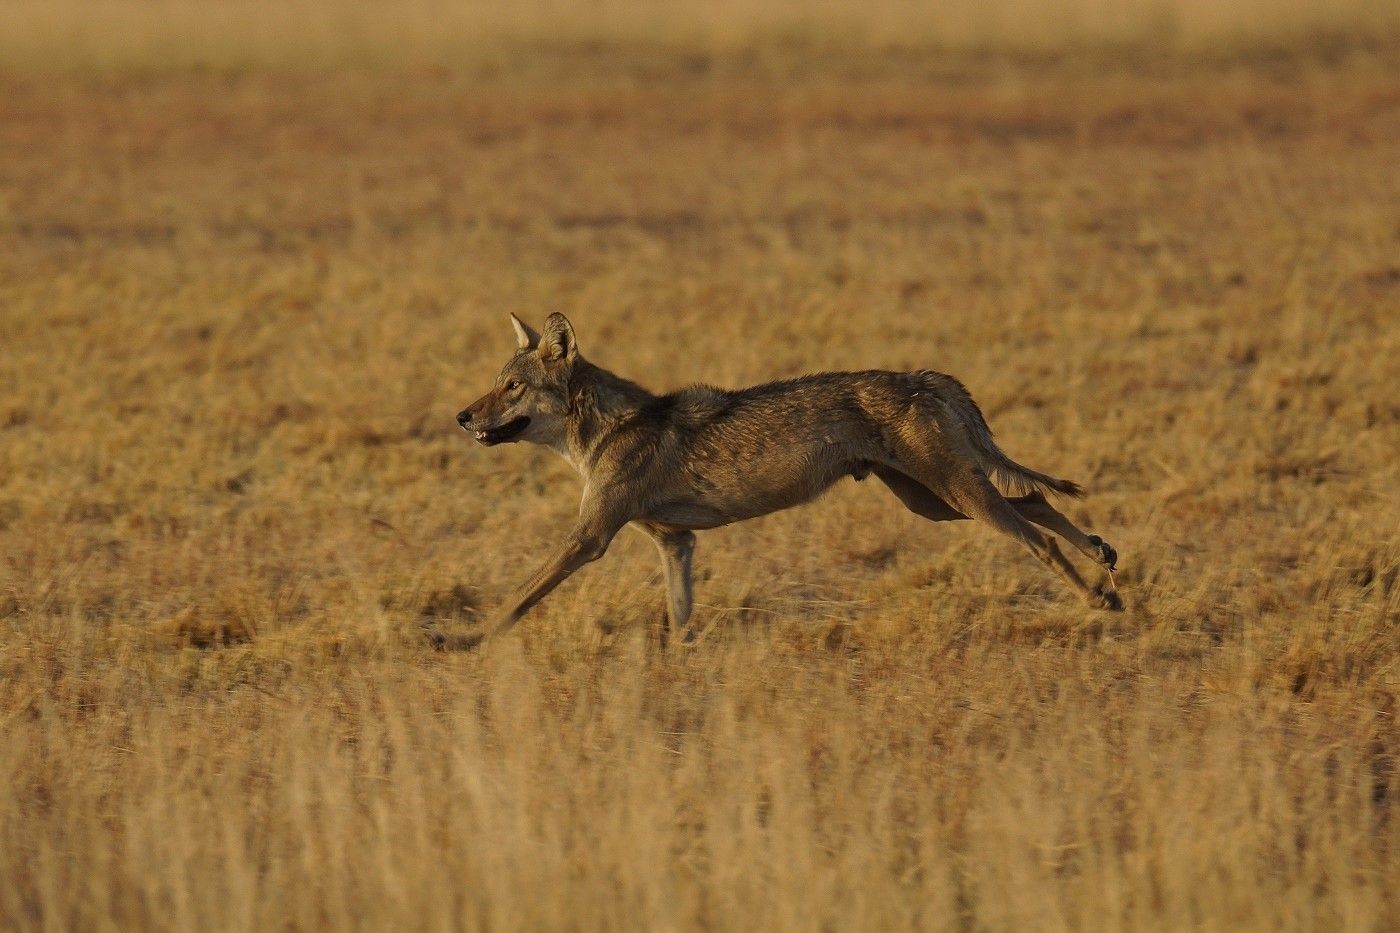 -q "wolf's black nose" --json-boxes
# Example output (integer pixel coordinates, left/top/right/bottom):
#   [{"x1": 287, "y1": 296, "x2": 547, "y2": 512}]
[{"x1": 456, "y1": 410, "x2": 472, "y2": 427}]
